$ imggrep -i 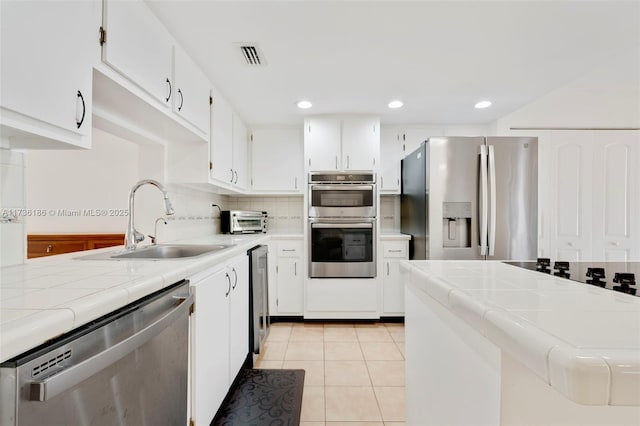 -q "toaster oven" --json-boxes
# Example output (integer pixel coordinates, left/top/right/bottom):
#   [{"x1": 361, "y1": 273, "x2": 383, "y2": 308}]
[{"x1": 221, "y1": 210, "x2": 267, "y2": 234}]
